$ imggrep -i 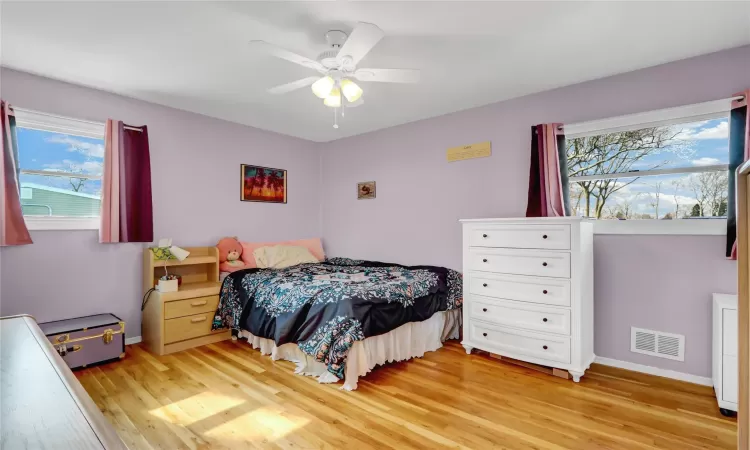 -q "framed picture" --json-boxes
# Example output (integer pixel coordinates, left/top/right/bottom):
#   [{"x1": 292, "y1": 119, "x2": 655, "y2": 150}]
[
  {"x1": 241, "y1": 164, "x2": 287, "y2": 203},
  {"x1": 357, "y1": 181, "x2": 376, "y2": 200}
]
